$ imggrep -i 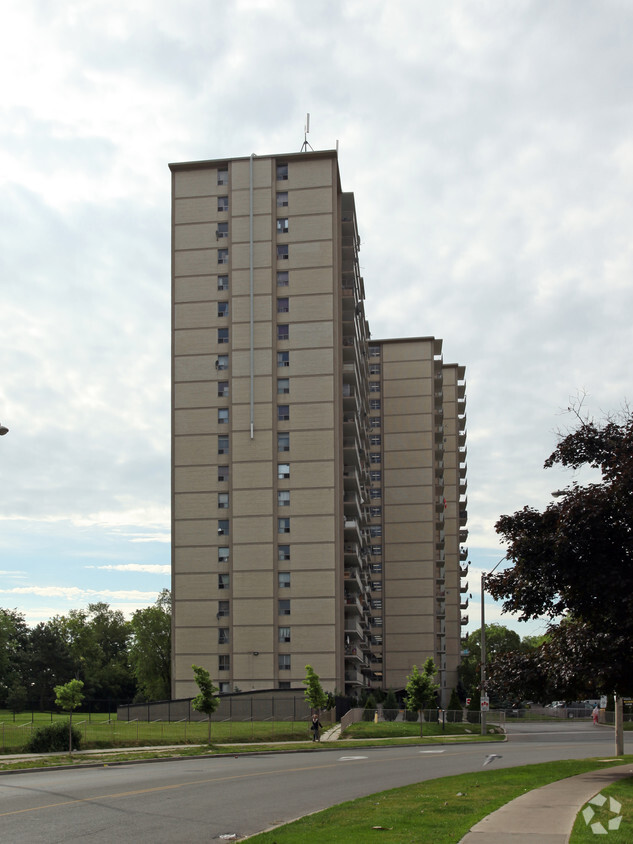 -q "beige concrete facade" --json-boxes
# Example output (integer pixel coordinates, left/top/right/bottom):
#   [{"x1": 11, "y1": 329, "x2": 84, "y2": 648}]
[{"x1": 170, "y1": 150, "x2": 468, "y2": 703}]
